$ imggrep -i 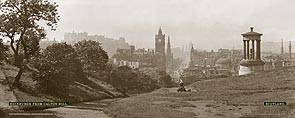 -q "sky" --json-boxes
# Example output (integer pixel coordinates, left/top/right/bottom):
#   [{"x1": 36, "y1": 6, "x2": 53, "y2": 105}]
[{"x1": 46, "y1": 0, "x2": 295, "y2": 50}]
